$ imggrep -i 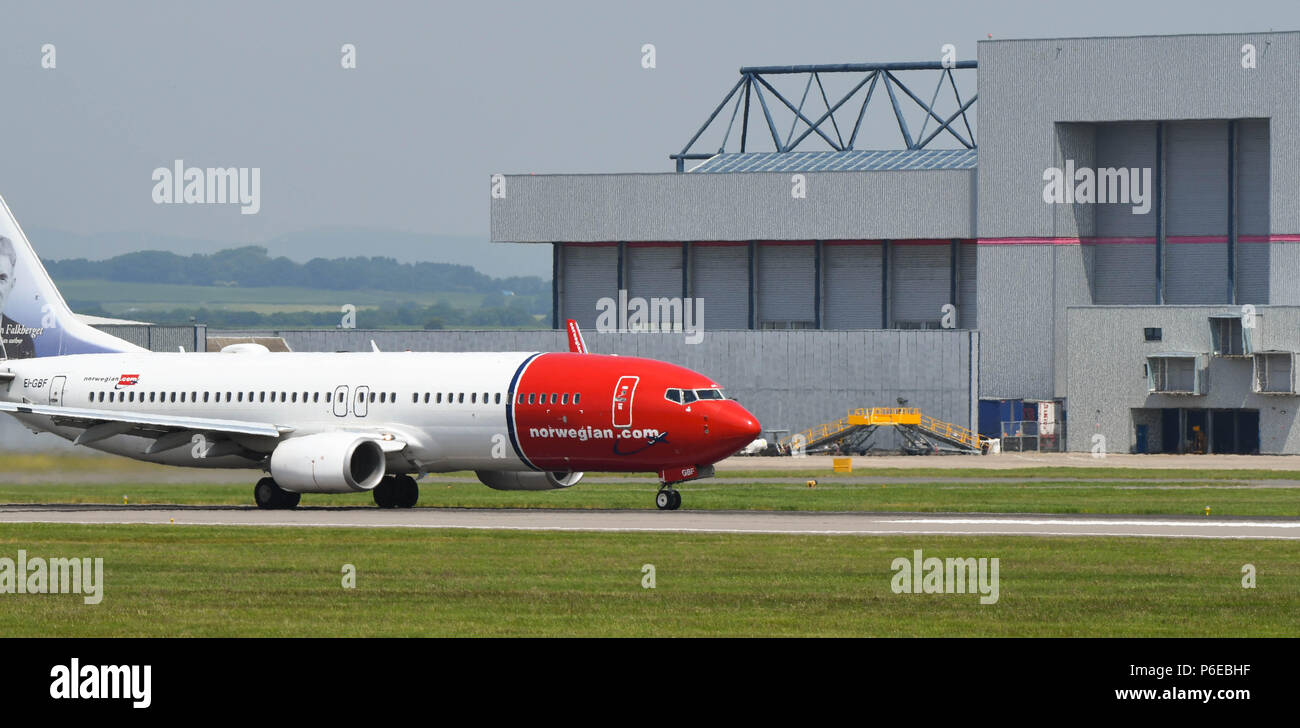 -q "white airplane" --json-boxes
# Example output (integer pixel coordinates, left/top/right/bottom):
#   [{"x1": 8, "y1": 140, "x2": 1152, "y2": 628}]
[{"x1": 0, "y1": 196, "x2": 760, "y2": 510}]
